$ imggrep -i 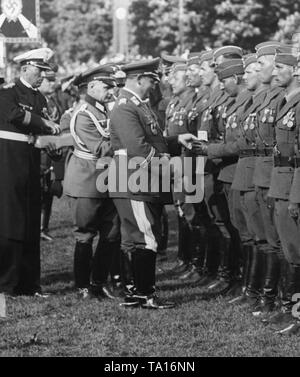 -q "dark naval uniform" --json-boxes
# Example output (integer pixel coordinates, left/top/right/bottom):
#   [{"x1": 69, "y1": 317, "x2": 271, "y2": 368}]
[
  {"x1": 0, "y1": 75, "x2": 56, "y2": 294},
  {"x1": 109, "y1": 60, "x2": 181, "y2": 308},
  {"x1": 64, "y1": 66, "x2": 120, "y2": 295}
]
